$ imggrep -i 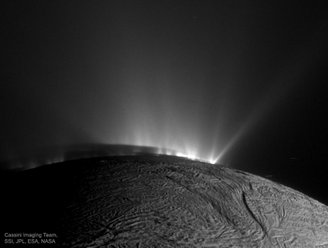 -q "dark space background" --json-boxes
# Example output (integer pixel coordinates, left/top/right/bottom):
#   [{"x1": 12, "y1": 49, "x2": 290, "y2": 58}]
[{"x1": 1, "y1": 1, "x2": 328, "y2": 204}]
